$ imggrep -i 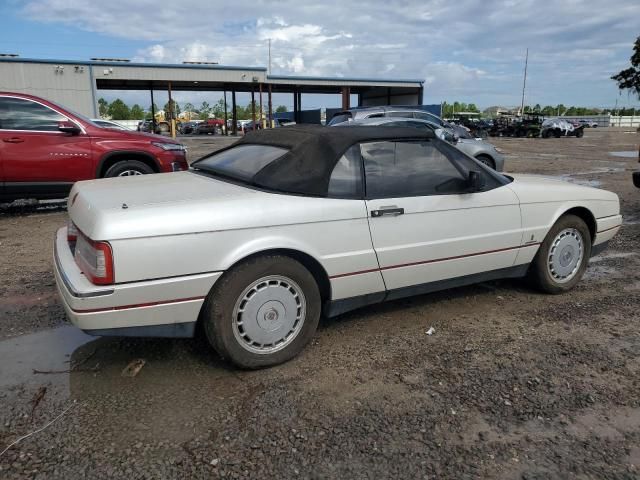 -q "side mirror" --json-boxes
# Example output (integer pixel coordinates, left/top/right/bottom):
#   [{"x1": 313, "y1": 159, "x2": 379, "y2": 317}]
[
  {"x1": 58, "y1": 121, "x2": 81, "y2": 135},
  {"x1": 445, "y1": 132, "x2": 459, "y2": 143},
  {"x1": 468, "y1": 170, "x2": 486, "y2": 192}
]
